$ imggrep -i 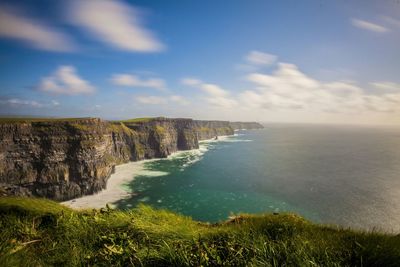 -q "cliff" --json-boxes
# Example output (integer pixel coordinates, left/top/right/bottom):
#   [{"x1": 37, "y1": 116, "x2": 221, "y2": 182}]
[
  {"x1": 193, "y1": 120, "x2": 234, "y2": 140},
  {"x1": 229, "y1": 121, "x2": 264, "y2": 130},
  {"x1": 0, "y1": 117, "x2": 262, "y2": 201}
]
